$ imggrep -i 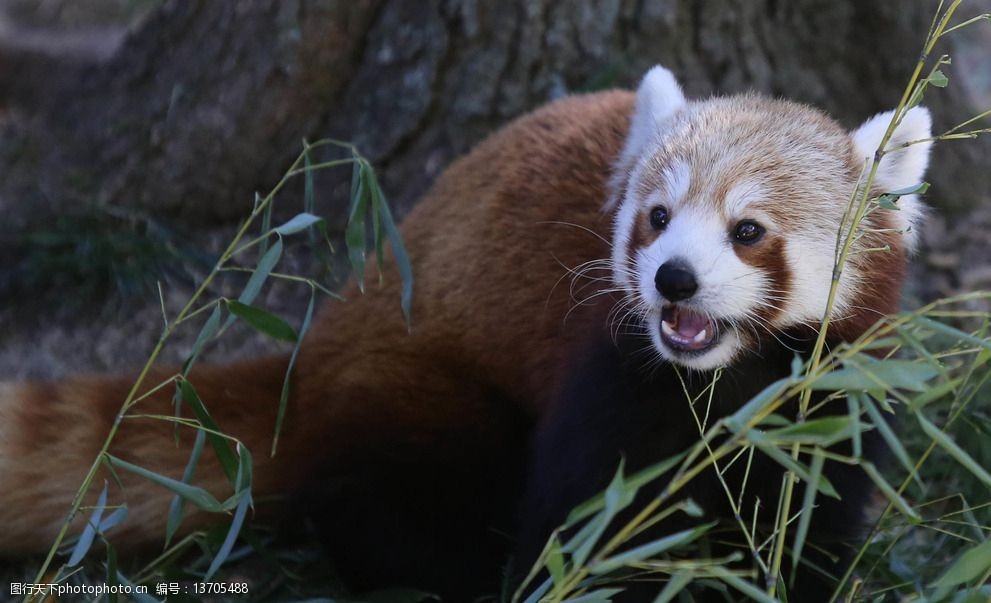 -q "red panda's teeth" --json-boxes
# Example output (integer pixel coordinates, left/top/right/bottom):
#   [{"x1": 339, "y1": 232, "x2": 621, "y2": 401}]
[
  {"x1": 661, "y1": 319, "x2": 678, "y2": 339},
  {"x1": 660, "y1": 306, "x2": 717, "y2": 350}
]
